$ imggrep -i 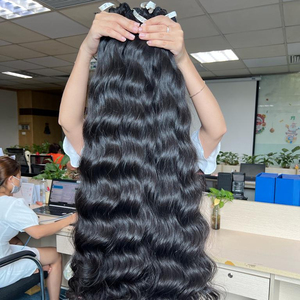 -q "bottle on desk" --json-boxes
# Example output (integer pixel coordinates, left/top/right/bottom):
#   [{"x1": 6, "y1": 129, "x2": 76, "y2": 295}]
[{"x1": 40, "y1": 179, "x2": 46, "y2": 204}]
